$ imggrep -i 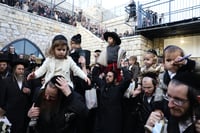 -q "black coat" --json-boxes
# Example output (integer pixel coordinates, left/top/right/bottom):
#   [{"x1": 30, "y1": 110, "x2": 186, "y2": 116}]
[
  {"x1": 0, "y1": 77, "x2": 31, "y2": 133},
  {"x1": 34, "y1": 90, "x2": 89, "y2": 133},
  {"x1": 167, "y1": 116, "x2": 196, "y2": 133},
  {"x1": 92, "y1": 67, "x2": 132, "y2": 133}
]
